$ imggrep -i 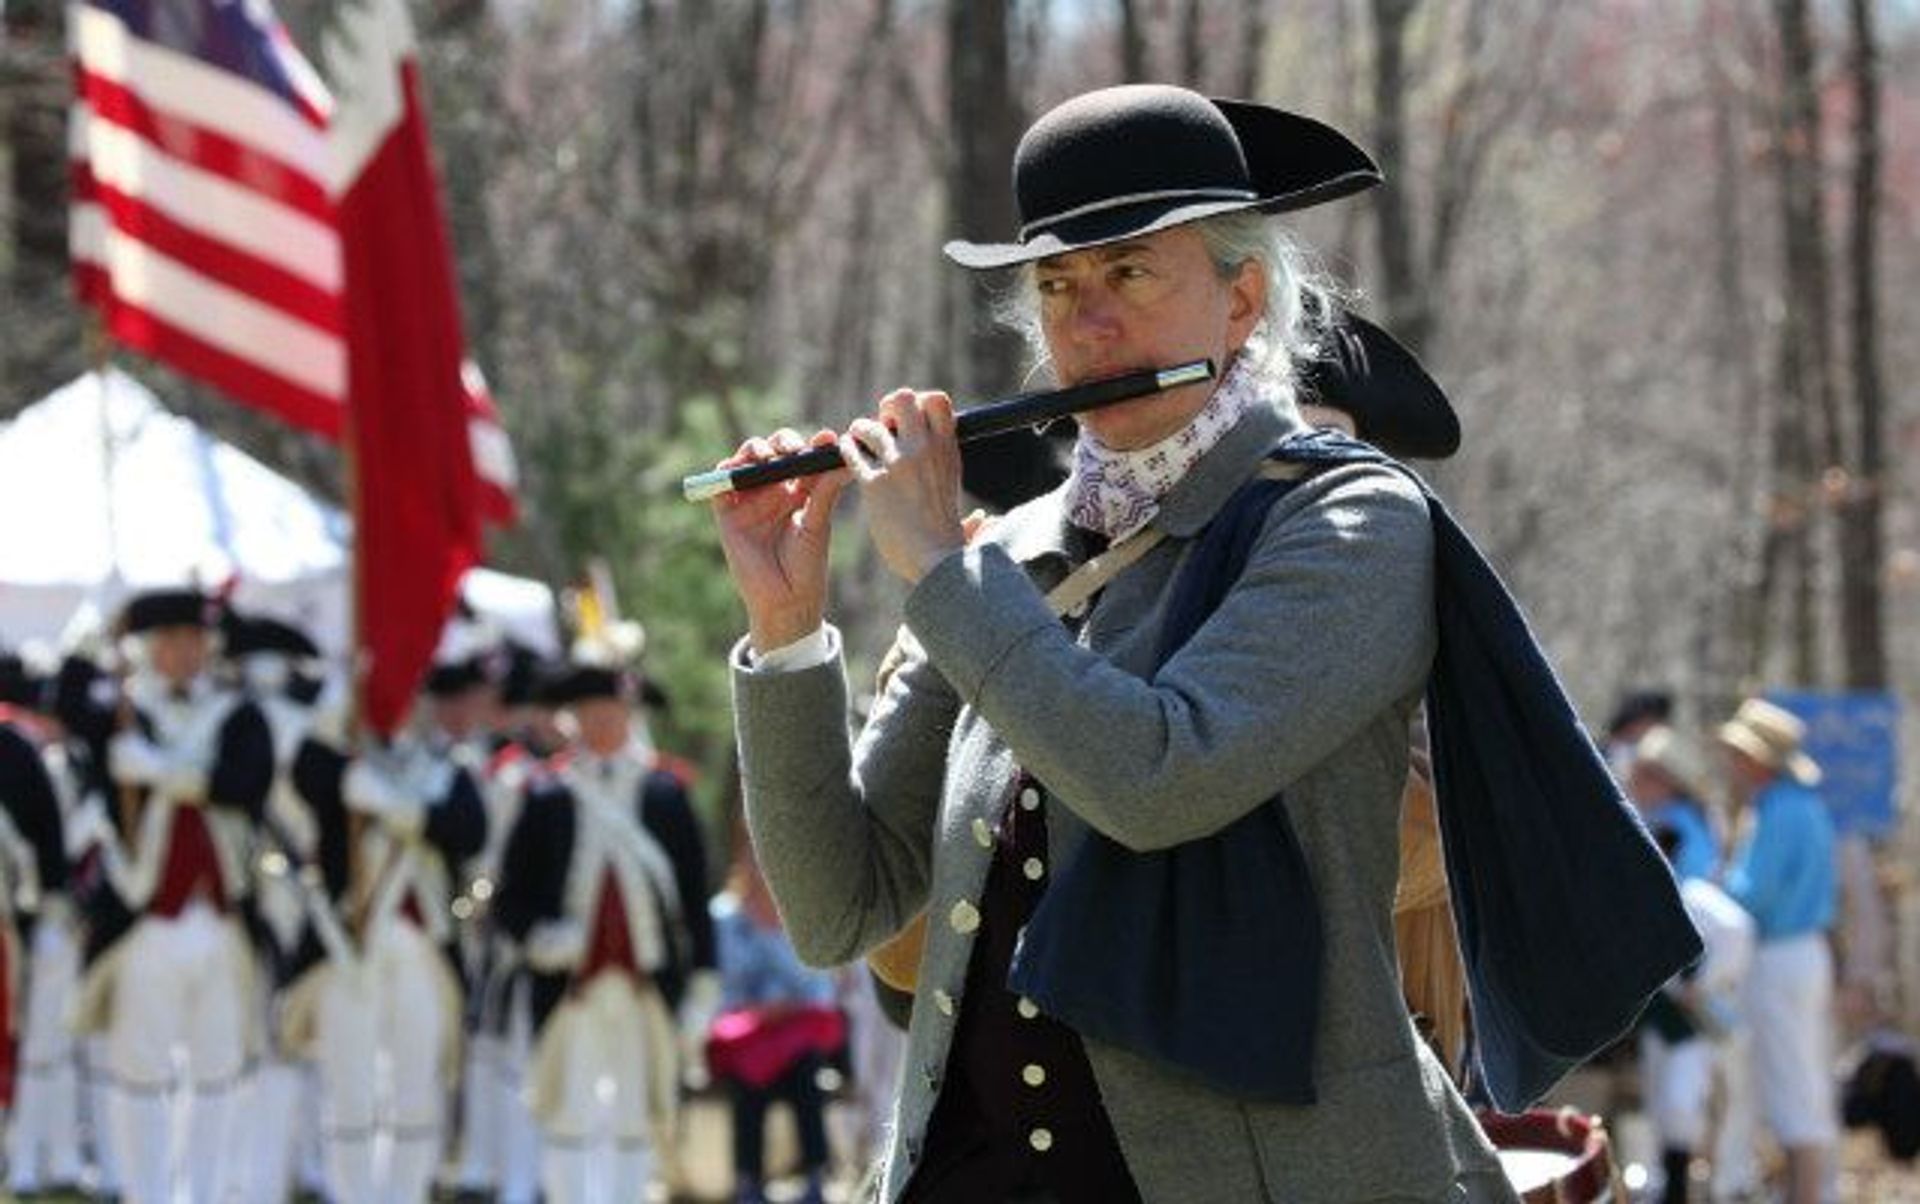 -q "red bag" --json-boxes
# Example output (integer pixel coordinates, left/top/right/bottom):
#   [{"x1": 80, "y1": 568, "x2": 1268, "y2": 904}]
[{"x1": 705, "y1": 1005, "x2": 846, "y2": 1090}]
